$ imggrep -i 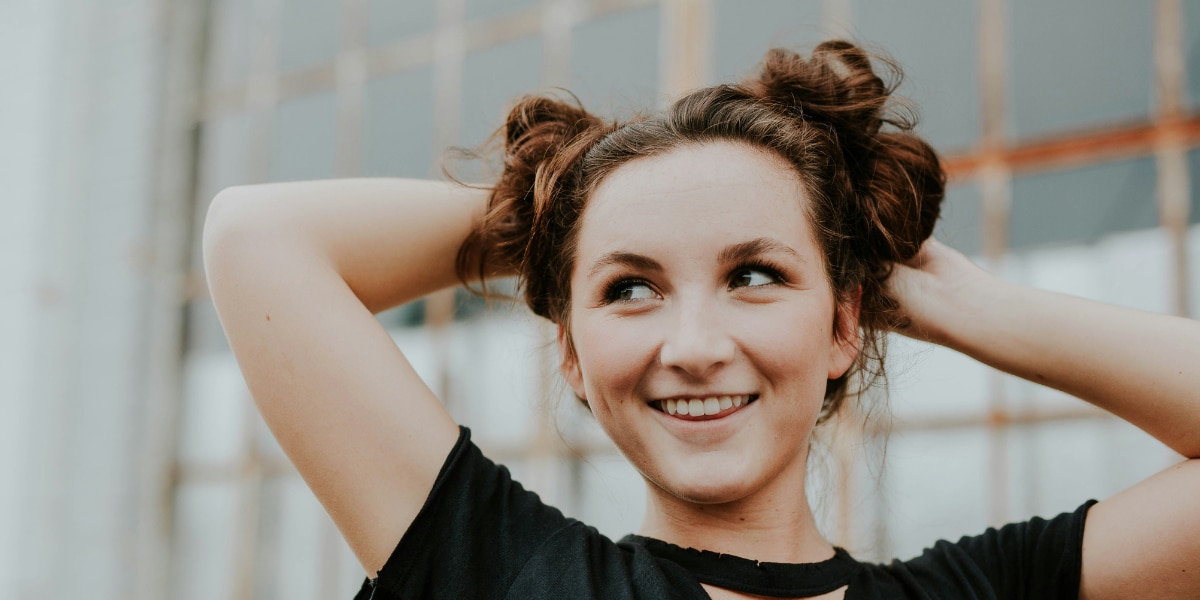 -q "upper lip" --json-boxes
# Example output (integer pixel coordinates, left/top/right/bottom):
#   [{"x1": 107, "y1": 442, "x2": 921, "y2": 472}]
[{"x1": 649, "y1": 392, "x2": 755, "y2": 401}]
